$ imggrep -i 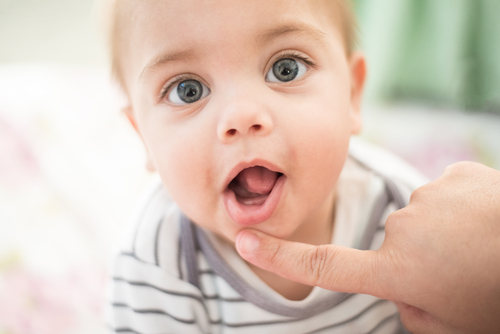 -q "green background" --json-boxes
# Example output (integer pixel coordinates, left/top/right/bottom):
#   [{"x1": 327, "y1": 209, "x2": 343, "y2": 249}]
[{"x1": 355, "y1": 0, "x2": 500, "y2": 112}]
